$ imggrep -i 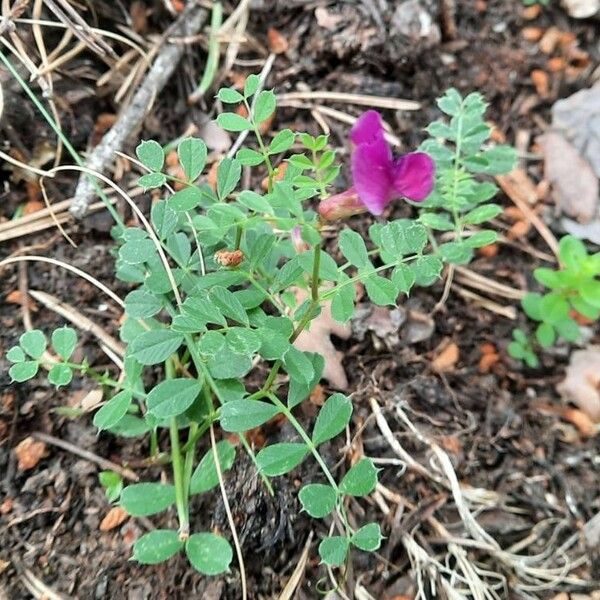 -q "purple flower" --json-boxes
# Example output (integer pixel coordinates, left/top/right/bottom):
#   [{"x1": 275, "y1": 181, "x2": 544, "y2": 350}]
[{"x1": 319, "y1": 110, "x2": 435, "y2": 220}]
